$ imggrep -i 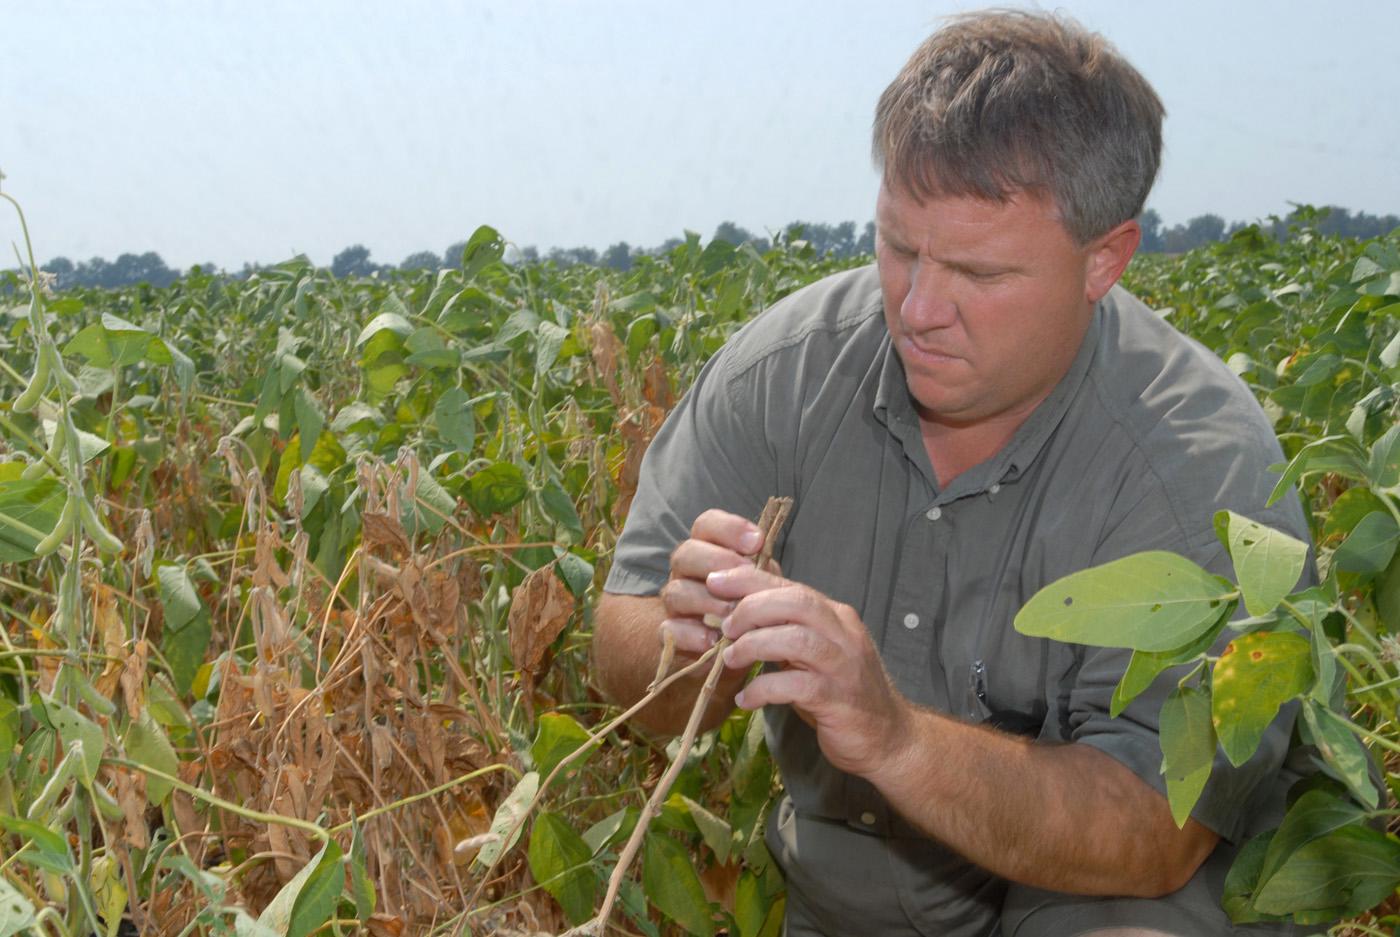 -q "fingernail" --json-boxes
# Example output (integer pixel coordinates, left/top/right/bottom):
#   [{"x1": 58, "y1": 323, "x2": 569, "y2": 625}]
[
  {"x1": 720, "y1": 614, "x2": 734, "y2": 637},
  {"x1": 722, "y1": 644, "x2": 735, "y2": 666},
  {"x1": 740, "y1": 529, "x2": 762, "y2": 552},
  {"x1": 707, "y1": 570, "x2": 730, "y2": 587},
  {"x1": 734, "y1": 689, "x2": 750, "y2": 709}
]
